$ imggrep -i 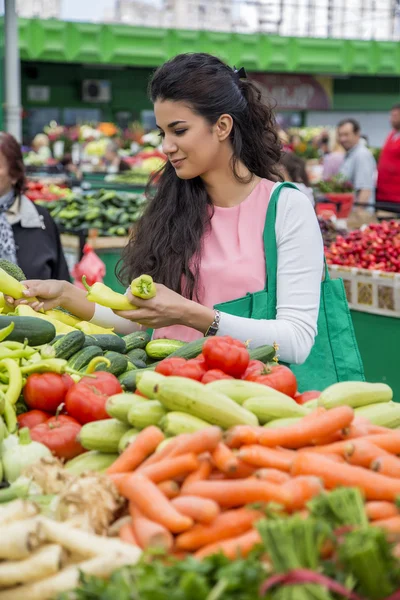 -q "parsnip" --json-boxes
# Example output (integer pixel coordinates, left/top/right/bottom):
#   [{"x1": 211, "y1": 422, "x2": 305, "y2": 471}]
[
  {"x1": 0, "y1": 500, "x2": 37, "y2": 526},
  {"x1": 0, "y1": 544, "x2": 64, "y2": 588},
  {"x1": 0, "y1": 552, "x2": 137, "y2": 600},
  {"x1": 0, "y1": 517, "x2": 43, "y2": 560}
]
